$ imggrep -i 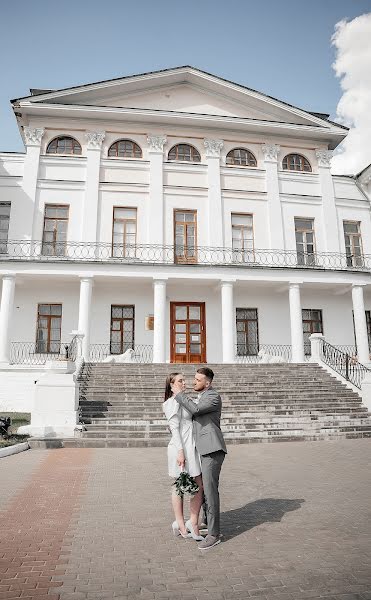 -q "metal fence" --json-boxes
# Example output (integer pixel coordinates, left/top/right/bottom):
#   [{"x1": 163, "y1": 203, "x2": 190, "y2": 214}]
[
  {"x1": 1, "y1": 241, "x2": 371, "y2": 273},
  {"x1": 9, "y1": 342, "x2": 73, "y2": 366},
  {"x1": 321, "y1": 340, "x2": 370, "y2": 389}
]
